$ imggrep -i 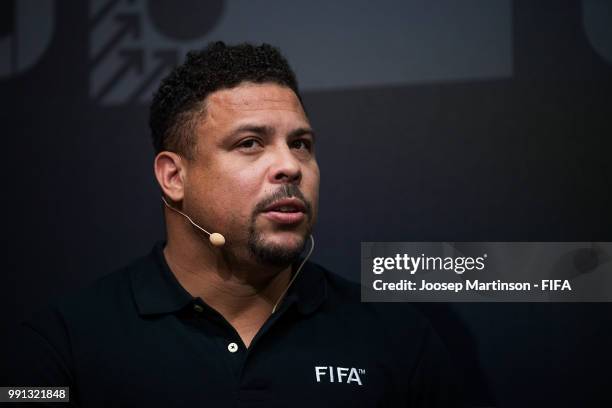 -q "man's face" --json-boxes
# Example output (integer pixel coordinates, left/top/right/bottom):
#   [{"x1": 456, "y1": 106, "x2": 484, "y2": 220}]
[{"x1": 182, "y1": 82, "x2": 319, "y2": 266}]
